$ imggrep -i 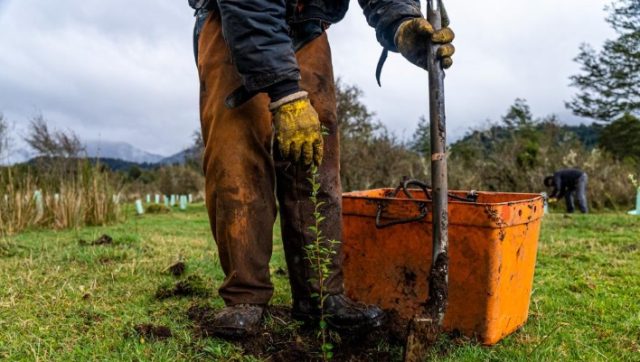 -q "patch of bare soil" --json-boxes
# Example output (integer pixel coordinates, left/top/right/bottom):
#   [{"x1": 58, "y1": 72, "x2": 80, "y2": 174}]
[
  {"x1": 133, "y1": 323, "x2": 173, "y2": 340},
  {"x1": 79, "y1": 234, "x2": 113, "y2": 246},
  {"x1": 188, "y1": 304, "x2": 411, "y2": 362}
]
